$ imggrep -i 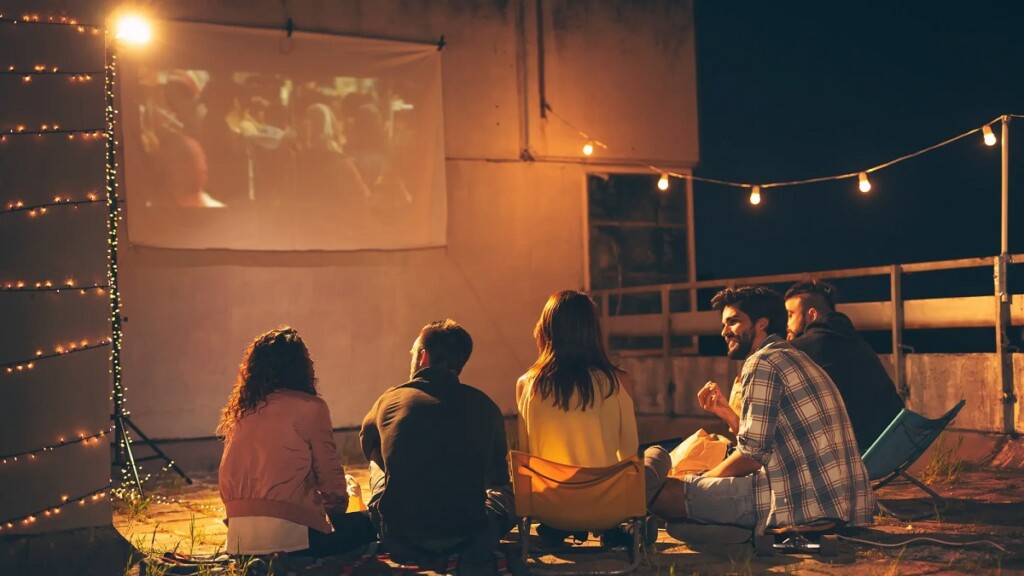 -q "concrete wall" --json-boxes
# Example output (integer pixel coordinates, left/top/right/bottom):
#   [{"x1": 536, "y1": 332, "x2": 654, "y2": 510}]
[
  {"x1": 114, "y1": 0, "x2": 699, "y2": 438},
  {"x1": 0, "y1": 0, "x2": 698, "y2": 537},
  {"x1": 619, "y1": 352, "x2": 1023, "y2": 435},
  {"x1": 0, "y1": 0, "x2": 111, "y2": 533}
]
